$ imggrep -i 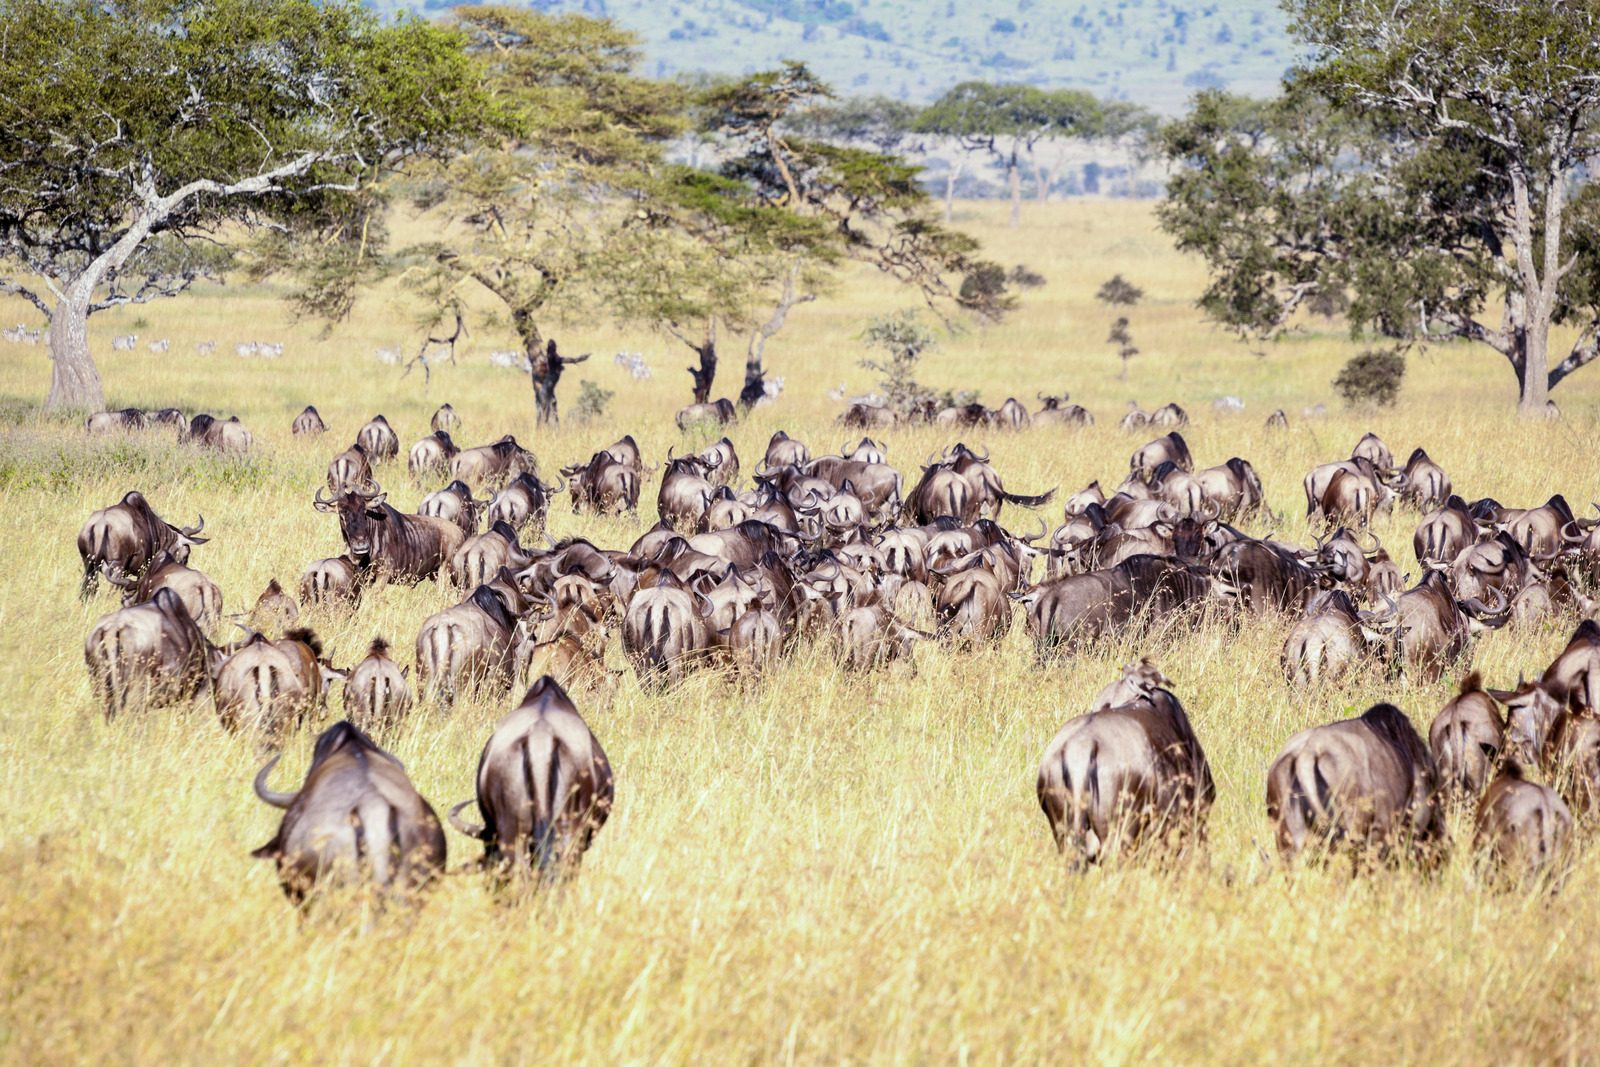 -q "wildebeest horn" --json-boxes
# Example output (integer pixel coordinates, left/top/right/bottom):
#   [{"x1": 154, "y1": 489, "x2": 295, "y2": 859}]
[
  {"x1": 1361, "y1": 530, "x2": 1383, "y2": 555},
  {"x1": 1461, "y1": 586, "x2": 1509, "y2": 617},
  {"x1": 1563, "y1": 520, "x2": 1588, "y2": 544},
  {"x1": 977, "y1": 444, "x2": 989, "y2": 462},
  {"x1": 181, "y1": 514, "x2": 205, "y2": 537},
  {"x1": 312, "y1": 486, "x2": 335, "y2": 511},
  {"x1": 104, "y1": 564, "x2": 135, "y2": 589},
  {"x1": 1200, "y1": 499, "x2": 1221, "y2": 522},
  {"x1": 446, "y1": 799, "x2": 486, "y2": 838},
  {"x1": 1020, "y1": 517, "x2": 1047, "y2": 543},
  {"x1": 253, "y1": 756, "x2": 297, "y2": 809}
]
